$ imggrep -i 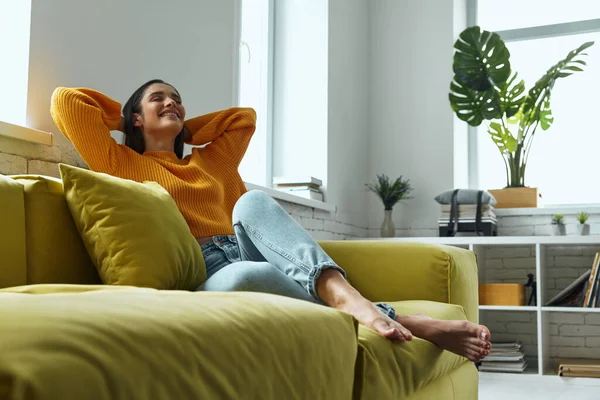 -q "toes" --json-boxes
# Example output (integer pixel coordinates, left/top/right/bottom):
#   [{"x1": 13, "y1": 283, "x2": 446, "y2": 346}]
[
  {"x1": 399, "y1": 326, "x2": 413, "y2": 341},
  {"x1": 374, "y1": 319, "x2": 405, "y2": 342},
  {"x1": 469, "y1": 338, "x2": 489, "y2": 350},
  {"x1": 479, "y1": 325, "x2": 491, "y2": 342},
  {"x1": 467, "y1": 343, "x2": 488, "y2": 360},
  {"x1": 465, "y1": 348, "x2": 481, "y2": 362}
]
